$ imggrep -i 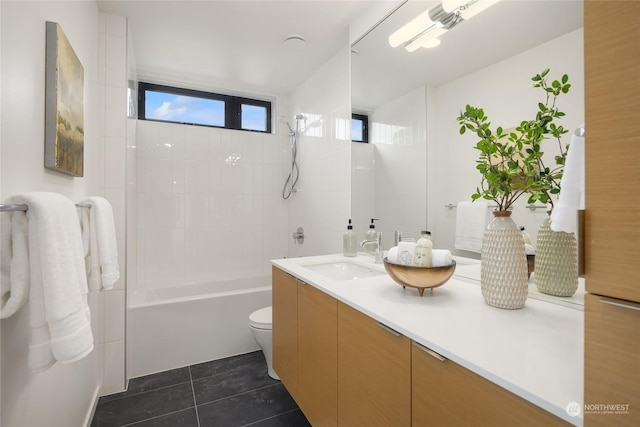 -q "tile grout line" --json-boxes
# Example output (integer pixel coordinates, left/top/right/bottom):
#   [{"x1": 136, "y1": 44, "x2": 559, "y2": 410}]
[
  {"x1": 120, "y1": 407, "x2": 197, "y2": 427},
  {"x1": 189, "y1": 366, "x2": 201, "y2": 427},
  {"x1": 100, "y1": 379, "x2": 193, "y2": 403},
  {"x1": 240, "y1": 408, "x2": 302, "y2": 427},
  {"x1": 195, "y1": 382, "x2": 283, "y2": 409}
]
